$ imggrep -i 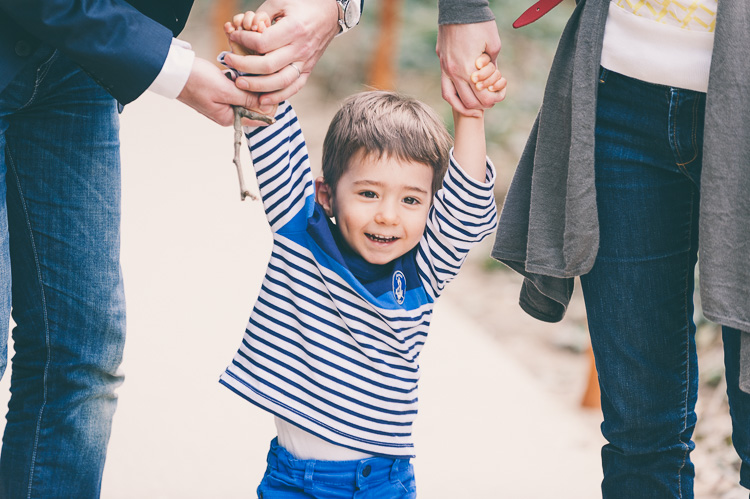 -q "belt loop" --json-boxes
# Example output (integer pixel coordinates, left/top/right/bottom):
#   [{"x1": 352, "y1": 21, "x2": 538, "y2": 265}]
[
  {"x1": 599, "y1": 67, "x2": 609, "y2": 84},
  {"x1": 389, "y1": 459, "x2": 400, "y2": 482},
  {"x1": 303, "y1": 461, "x2": 315, "y2": 494},
  {"x1": 355, "y1": 460, "x2": 365, "y2": 489}
]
